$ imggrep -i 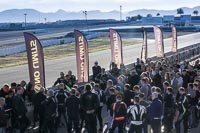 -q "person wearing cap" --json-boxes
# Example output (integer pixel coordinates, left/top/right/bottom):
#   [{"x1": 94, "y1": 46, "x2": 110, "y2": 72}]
[
  {"x1": 109, "y1": 94, "x2": 127, "y2": 133},
  {"x1": 0, "y1": 97, "x2": 6, "y2": 133},
  {"x1": 66, "y1": 88, "x2": 81, "y2": 133},
  {"x1": 127, "y1": 95, "x2": 146, "y2": 133},
  {"x1": 12, "y1": 86, "x2": 30, "y2": 133},
  {"x1": 32, "y1": 87, "x2": 46, "y2": 132},
  {"x1": 92, "y1": 61, "x2": 101, "y2": 81},
  {"x1": 42, "y1": 89, "x2": 57, "y2": 133},
  {"x1": 80, "y1": 84, "x2": 99, "y2": 133},
  {"x1": 175, "y1": 87, "x2": 189, "y2": 133},
  {"x1": 148, "y1": 92, "x2": 163, "y2": 133}
]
